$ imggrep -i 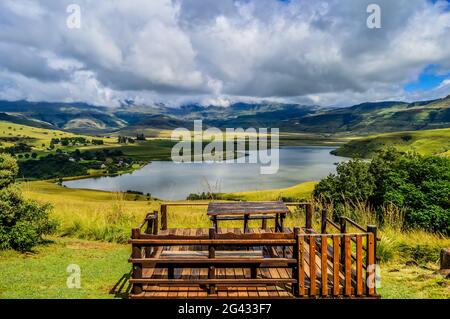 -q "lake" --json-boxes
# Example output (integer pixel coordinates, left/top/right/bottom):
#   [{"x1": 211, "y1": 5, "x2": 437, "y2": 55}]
[{"x1": 63, "y1": 146, "x2": 348, "y2": 200}]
